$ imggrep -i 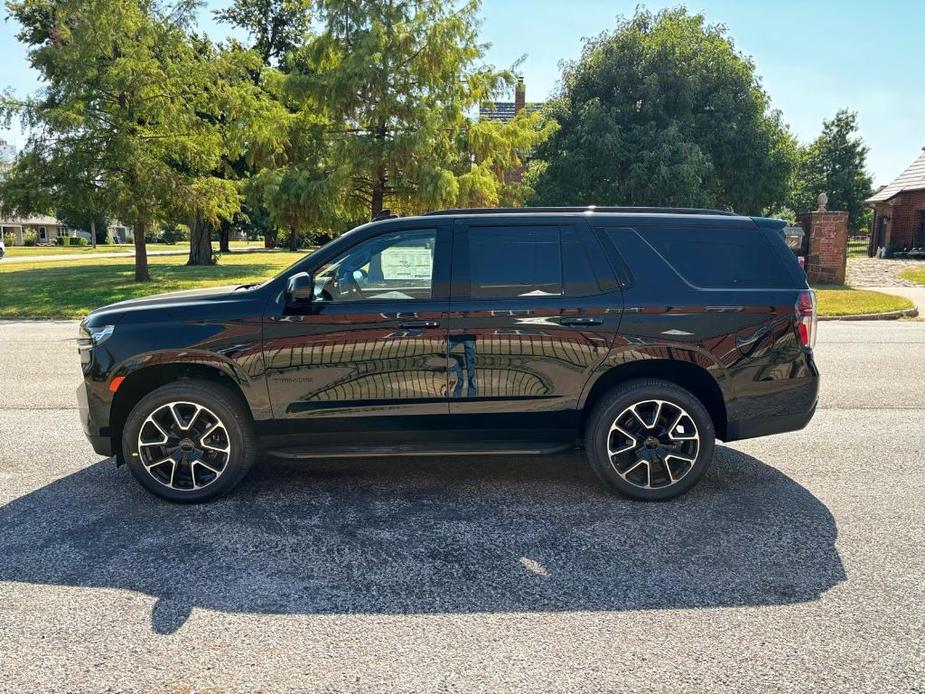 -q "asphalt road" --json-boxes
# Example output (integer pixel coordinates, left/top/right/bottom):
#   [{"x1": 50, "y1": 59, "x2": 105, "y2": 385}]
[{"x1": 0, "y1": 320, "x2": 922, "y2": 692}]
